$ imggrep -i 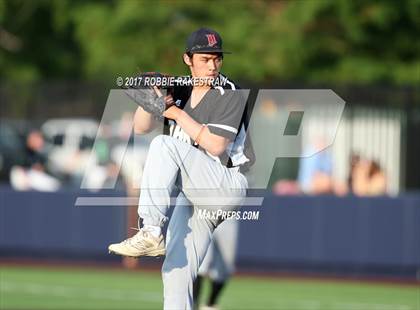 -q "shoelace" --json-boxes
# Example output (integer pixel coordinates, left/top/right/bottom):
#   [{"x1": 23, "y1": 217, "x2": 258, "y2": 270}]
[
  {"x1": 124, "y1": 228, "x2": 154, "y2": 248},
  {"x1": 124, "y1": 228, "x2": 143, "y2": 243}
]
